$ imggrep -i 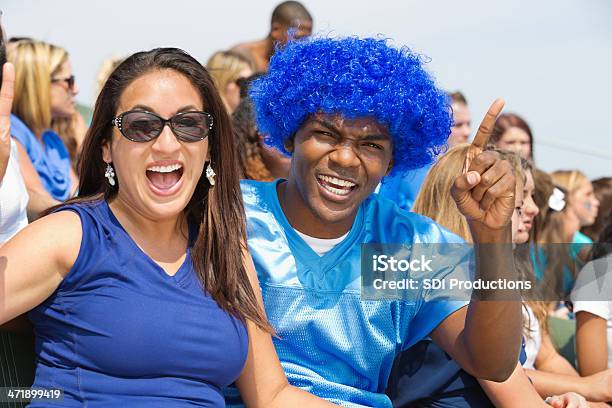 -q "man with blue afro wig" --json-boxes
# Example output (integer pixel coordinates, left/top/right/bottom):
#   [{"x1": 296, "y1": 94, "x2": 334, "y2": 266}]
[
  {"x1": 230, "y1": 36, "x2": 523, "y2": 407},
  {"x1": 250, "y1": 37, "x2": 451, "y2": 175}
]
